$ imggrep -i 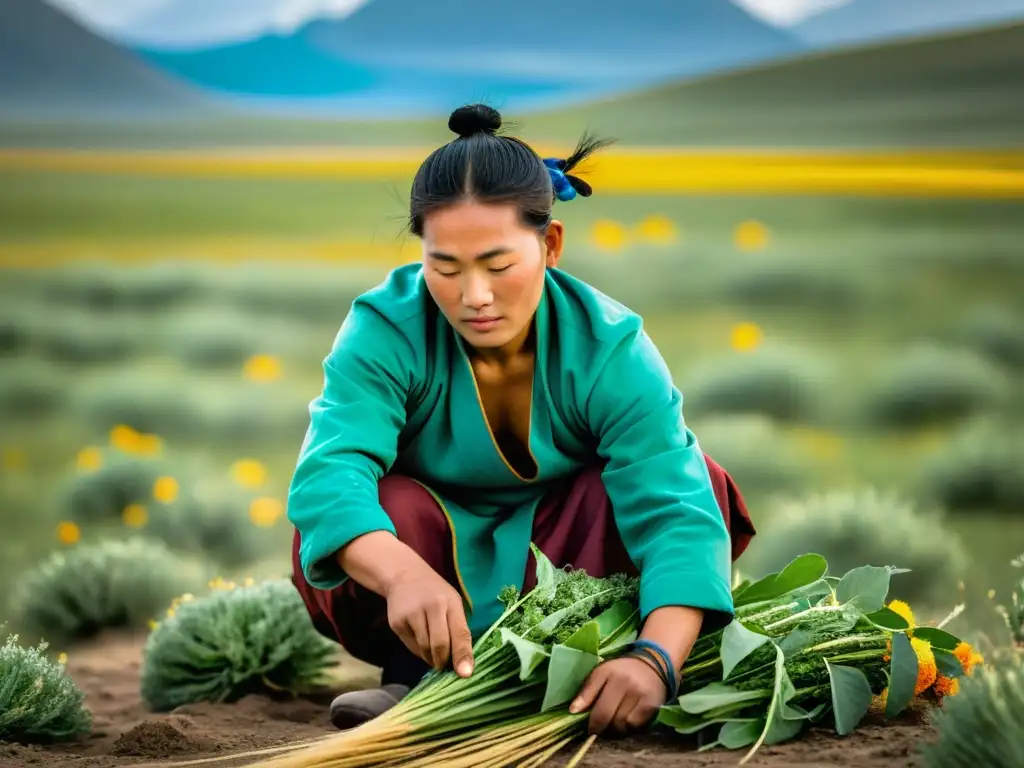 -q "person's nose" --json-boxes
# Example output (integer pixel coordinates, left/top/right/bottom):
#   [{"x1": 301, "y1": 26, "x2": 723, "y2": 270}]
[{"x1": 461, "y1": 272, "x2": 493, "y2": 311}]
